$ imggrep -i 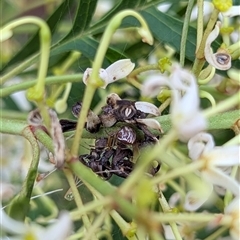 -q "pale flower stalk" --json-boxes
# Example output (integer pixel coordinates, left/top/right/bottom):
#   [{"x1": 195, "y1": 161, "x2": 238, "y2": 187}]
[
  {"x1": 224, "y1": 197, "x2": 240, "y2": 240},
  {"x1": 83, "y1": 59, "x2": 135, "y2": 89}
]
